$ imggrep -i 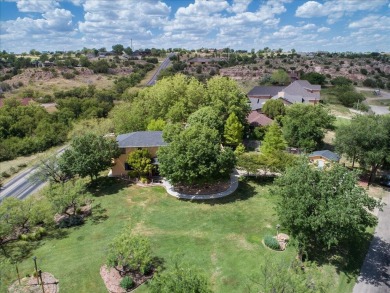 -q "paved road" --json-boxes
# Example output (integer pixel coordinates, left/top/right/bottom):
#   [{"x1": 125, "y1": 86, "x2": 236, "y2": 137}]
[
  {"x1": 146, "y1": 52, "x2": 175, "y2": 86},
  {"x1": 357, "y1": 87, "x2": 390, "y2": 115},
  {"x1": 353, "y1": 190, "x2": 390, "y2": 293},
  {"x1": 0, "y1": 146, "x2": 67, "y2": 201}
]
